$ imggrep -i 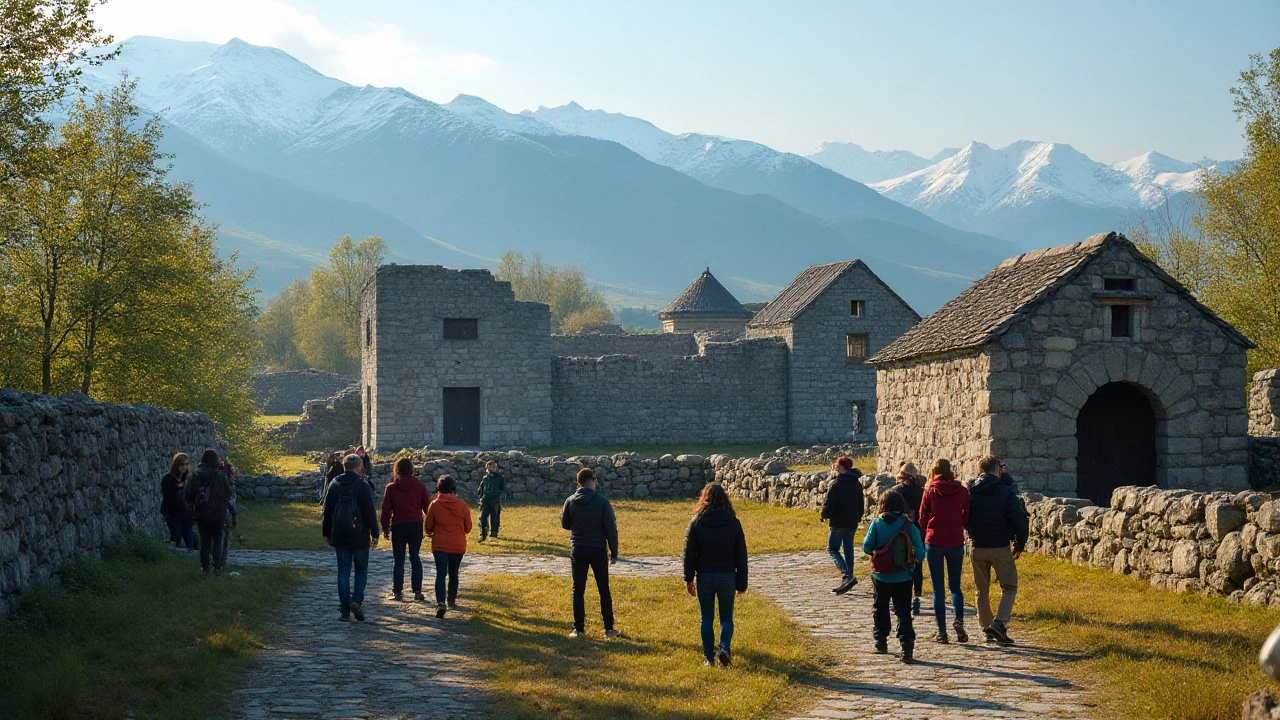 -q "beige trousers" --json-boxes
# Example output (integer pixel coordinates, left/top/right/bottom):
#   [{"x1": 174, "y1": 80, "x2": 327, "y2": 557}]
[{"x1": 970, "y1": 546, "x2": 1018, "y2": 628}]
